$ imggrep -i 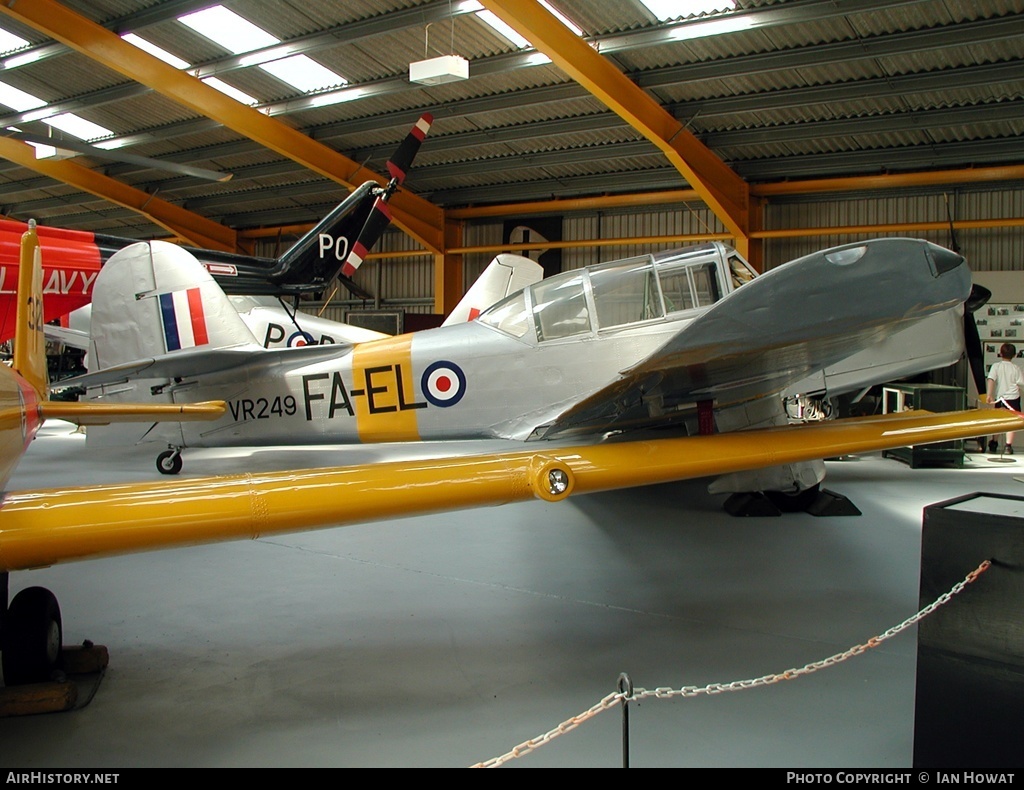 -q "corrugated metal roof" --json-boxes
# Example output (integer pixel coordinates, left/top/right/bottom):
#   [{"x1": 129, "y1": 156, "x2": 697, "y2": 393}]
[{"x1": 0, "y1": 0, "x2": 1019, "y2": 239}]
